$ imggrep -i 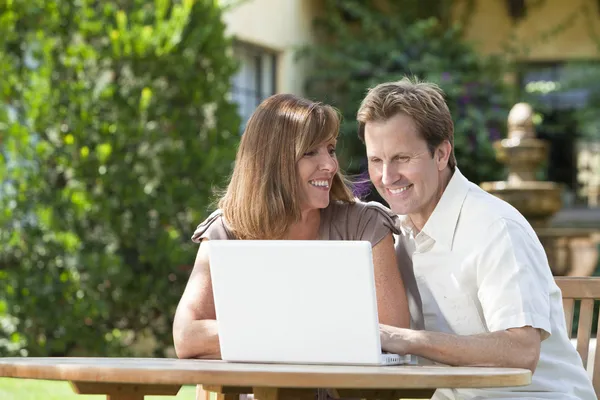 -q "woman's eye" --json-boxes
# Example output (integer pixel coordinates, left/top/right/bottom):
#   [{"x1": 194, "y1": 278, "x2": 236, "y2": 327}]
[
  {"x1": 303, "y1": 150, "x2": 316, "y2": 157},
  {"x1": 328, "y1": 147, "x2": 337, "y2": 155}
]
